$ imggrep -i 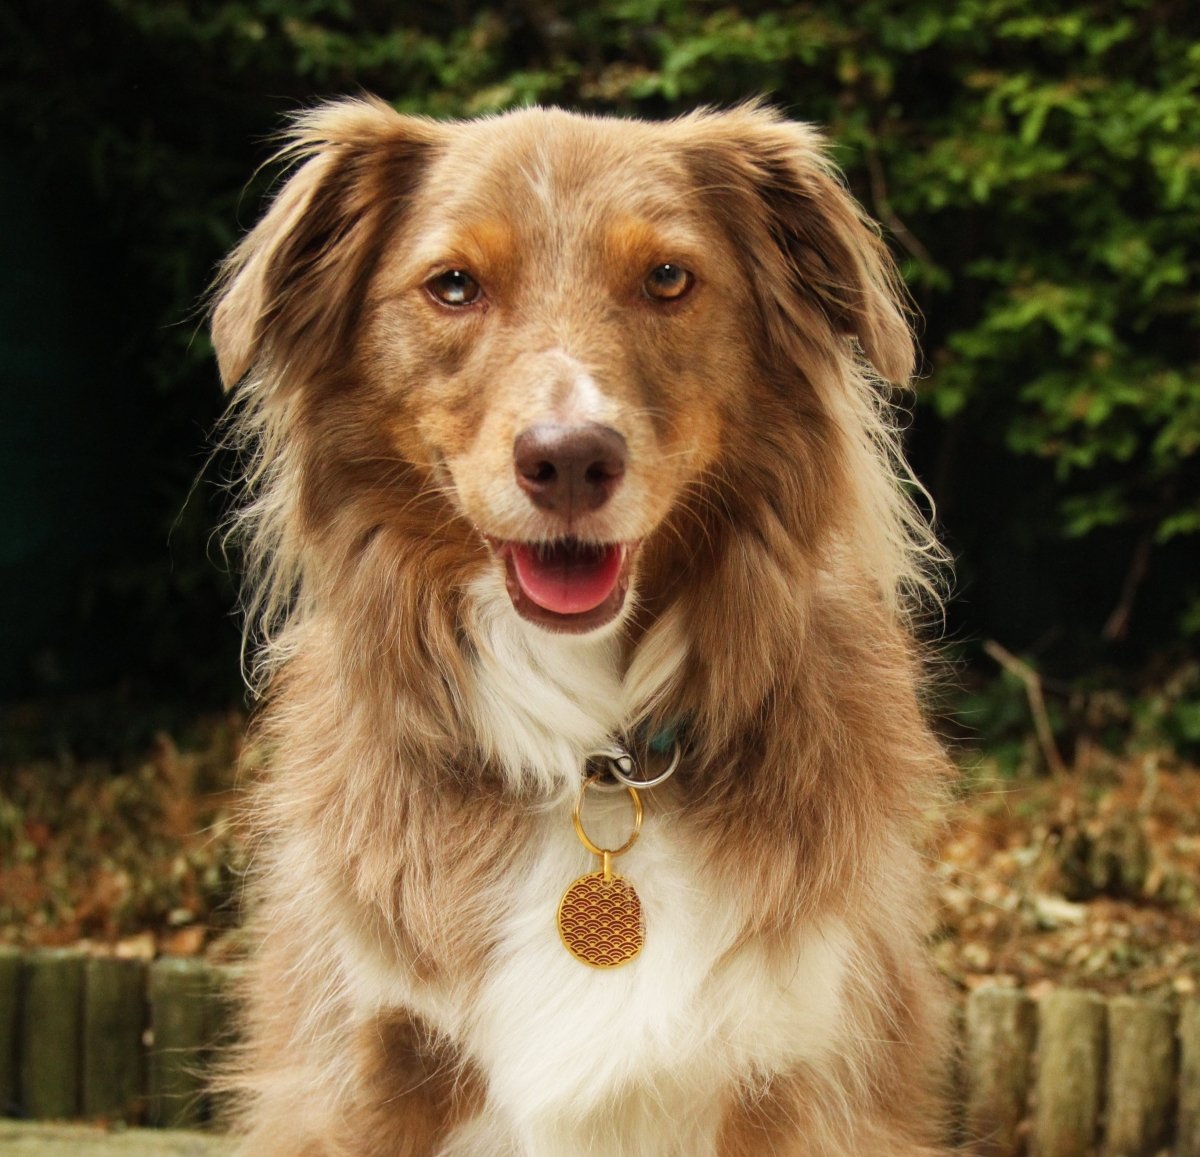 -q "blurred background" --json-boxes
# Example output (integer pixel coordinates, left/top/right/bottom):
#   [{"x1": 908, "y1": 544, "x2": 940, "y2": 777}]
[{"x1": 0, "y1": 0, "x2": 1197, "y2": 992}]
